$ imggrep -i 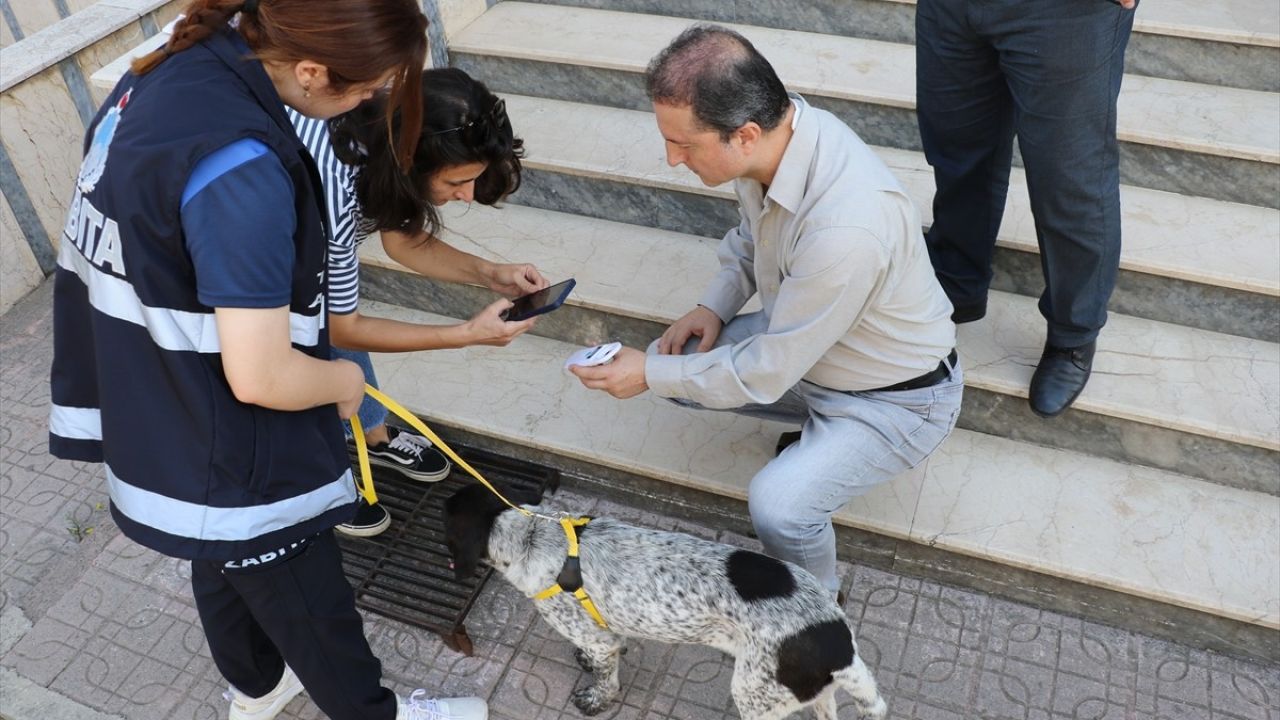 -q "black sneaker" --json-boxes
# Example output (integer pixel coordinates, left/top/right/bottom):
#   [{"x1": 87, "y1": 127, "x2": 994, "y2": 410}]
[
  {"x1": 336, "y1": 498, "x2": 391, "y2": 537},
  {"x1": 365, "y1": 427, "x2": 451, "y2": 482}
]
